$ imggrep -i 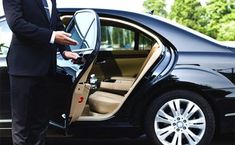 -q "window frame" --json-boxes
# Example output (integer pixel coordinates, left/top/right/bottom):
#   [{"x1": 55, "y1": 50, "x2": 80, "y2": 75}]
[{"x1": 100, "y1": 17, "x2": 157, "y2": 51}]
